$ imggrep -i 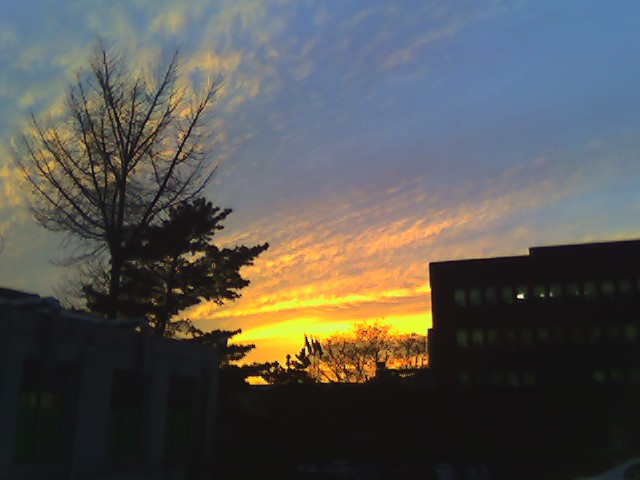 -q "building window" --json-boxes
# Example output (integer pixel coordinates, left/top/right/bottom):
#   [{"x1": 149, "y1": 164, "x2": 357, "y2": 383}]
[
  {"x1": 165, "y1": 376, "x2": 198, "y2": 462},
  {"x1": 471, "y1": 329, "x2": 484, "y2": 348},
  {"x1": 583, "y1": 281, "x2": 597, "y2": 300},
  {"x1": 624, "y1": 324, "x2": 638, "y2": 342},
  {"x1": 619, "y1": 279, "x2": 632, "y2": 295},
  {"x1": 458, "y1": 372, "x2": 471, "y2": 388},
  {"x1": 610, "y1": 369, "x2": 624, "y2": 383},
  {"x1": 548, "y1": 283, "x2": 562, "y2": 299},
  {"x1": 520, "y1": 329, "x2": 533, "y2": 347},
  {"x1": 553, "y1": 326, "x2": 565, "y2": 344},
  {"x1": 533, "y1": 285, "x2": 545, "y2": 299},
  {"x1": 522, "y1": 371, "x2": 535, "y2": 387},
  {"x1": 570, "y1": 327, "x2": 584, "y2": 345},
  {"x1": 601, "y1": 280, "x2": 615, "y2": 297},
  {"x1": 566, "y1": 282, "x2": 580, "y2": 298},
  {"x1": 515, "y1": 285, "x2": 528, "y2": 301},
  {"x1": 456, "y1": 330, "x2": 469, "y2": 348},
  {"x1": 500, "y1": 286, "x2": 513, "y2": 304},
  {"x1": 588, "y1": 326, "x2": 602, "y2": 343},
  {"x1": 14, "y1": 361, "x2": 70, "y2": 463},
  {"x1": 489, "y1": 371, "x2": 503, "y2": 386},
  {"x1": 487, "y1": 329, "x2": 499, "y2": 347},
  {"x1": 454, "y1": 288, "x2": 466, "y2": 307},
  {"x1": 536, "y1": 327, "x2": 550, "y2": 343},
  {"x1": 484, "y1": 286, "x2": 497, "y2": 305},
  {"x1": 593, "y1": 369, "x2": 606, "y2": 383},
  {"x1": 468, "y1": 288, "x2": 481, "y2": 306},
  {"x1": 506, "y1": 371, "x2": 519, "y2": 387},
  {"x1": 605, "y1": 325, "x2": 620, "y2": 341},
  {"x1": 107, "y1": 370, "x2": 148, "y2": 458},
  {"x1": 504, "y1": 329, "x2": 517, "y2": 347}
]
